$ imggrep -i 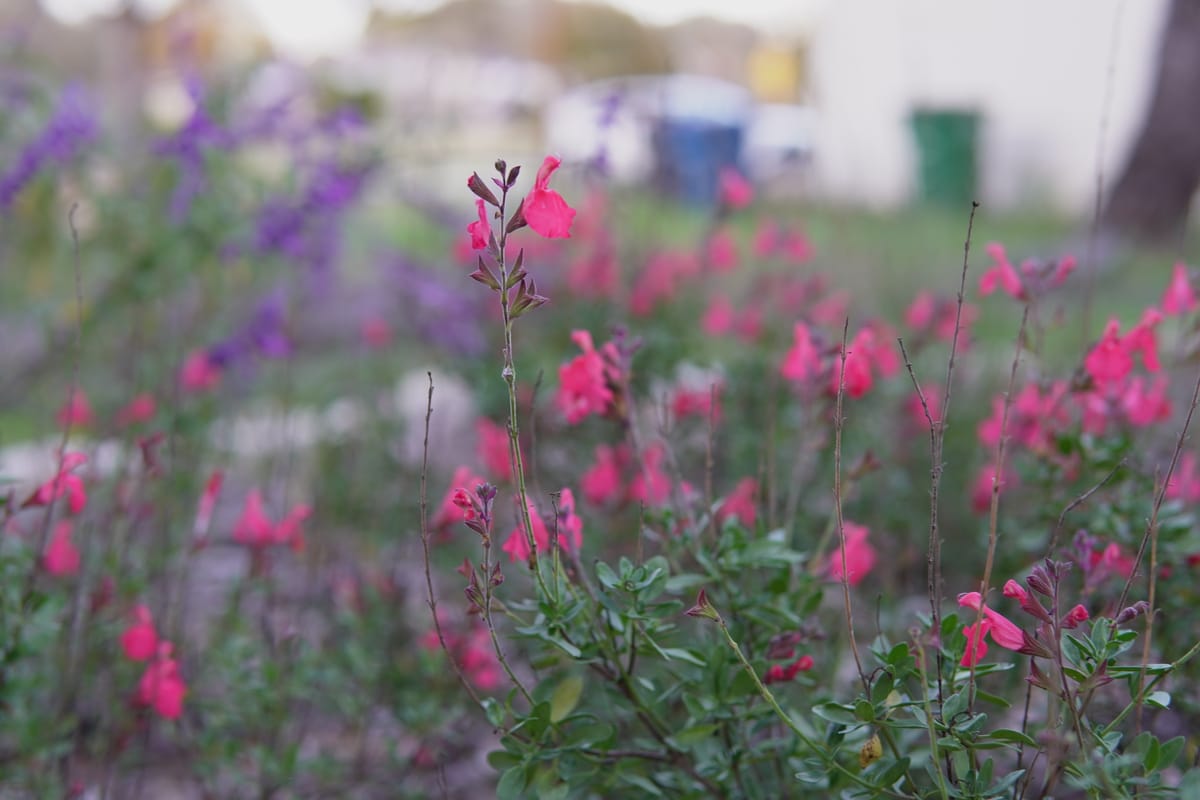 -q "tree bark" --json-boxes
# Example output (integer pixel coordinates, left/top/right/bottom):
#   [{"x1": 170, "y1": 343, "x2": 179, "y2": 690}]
[{"x1": 1102, "y1": 0, "x2": 1200, "y2": 242}]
